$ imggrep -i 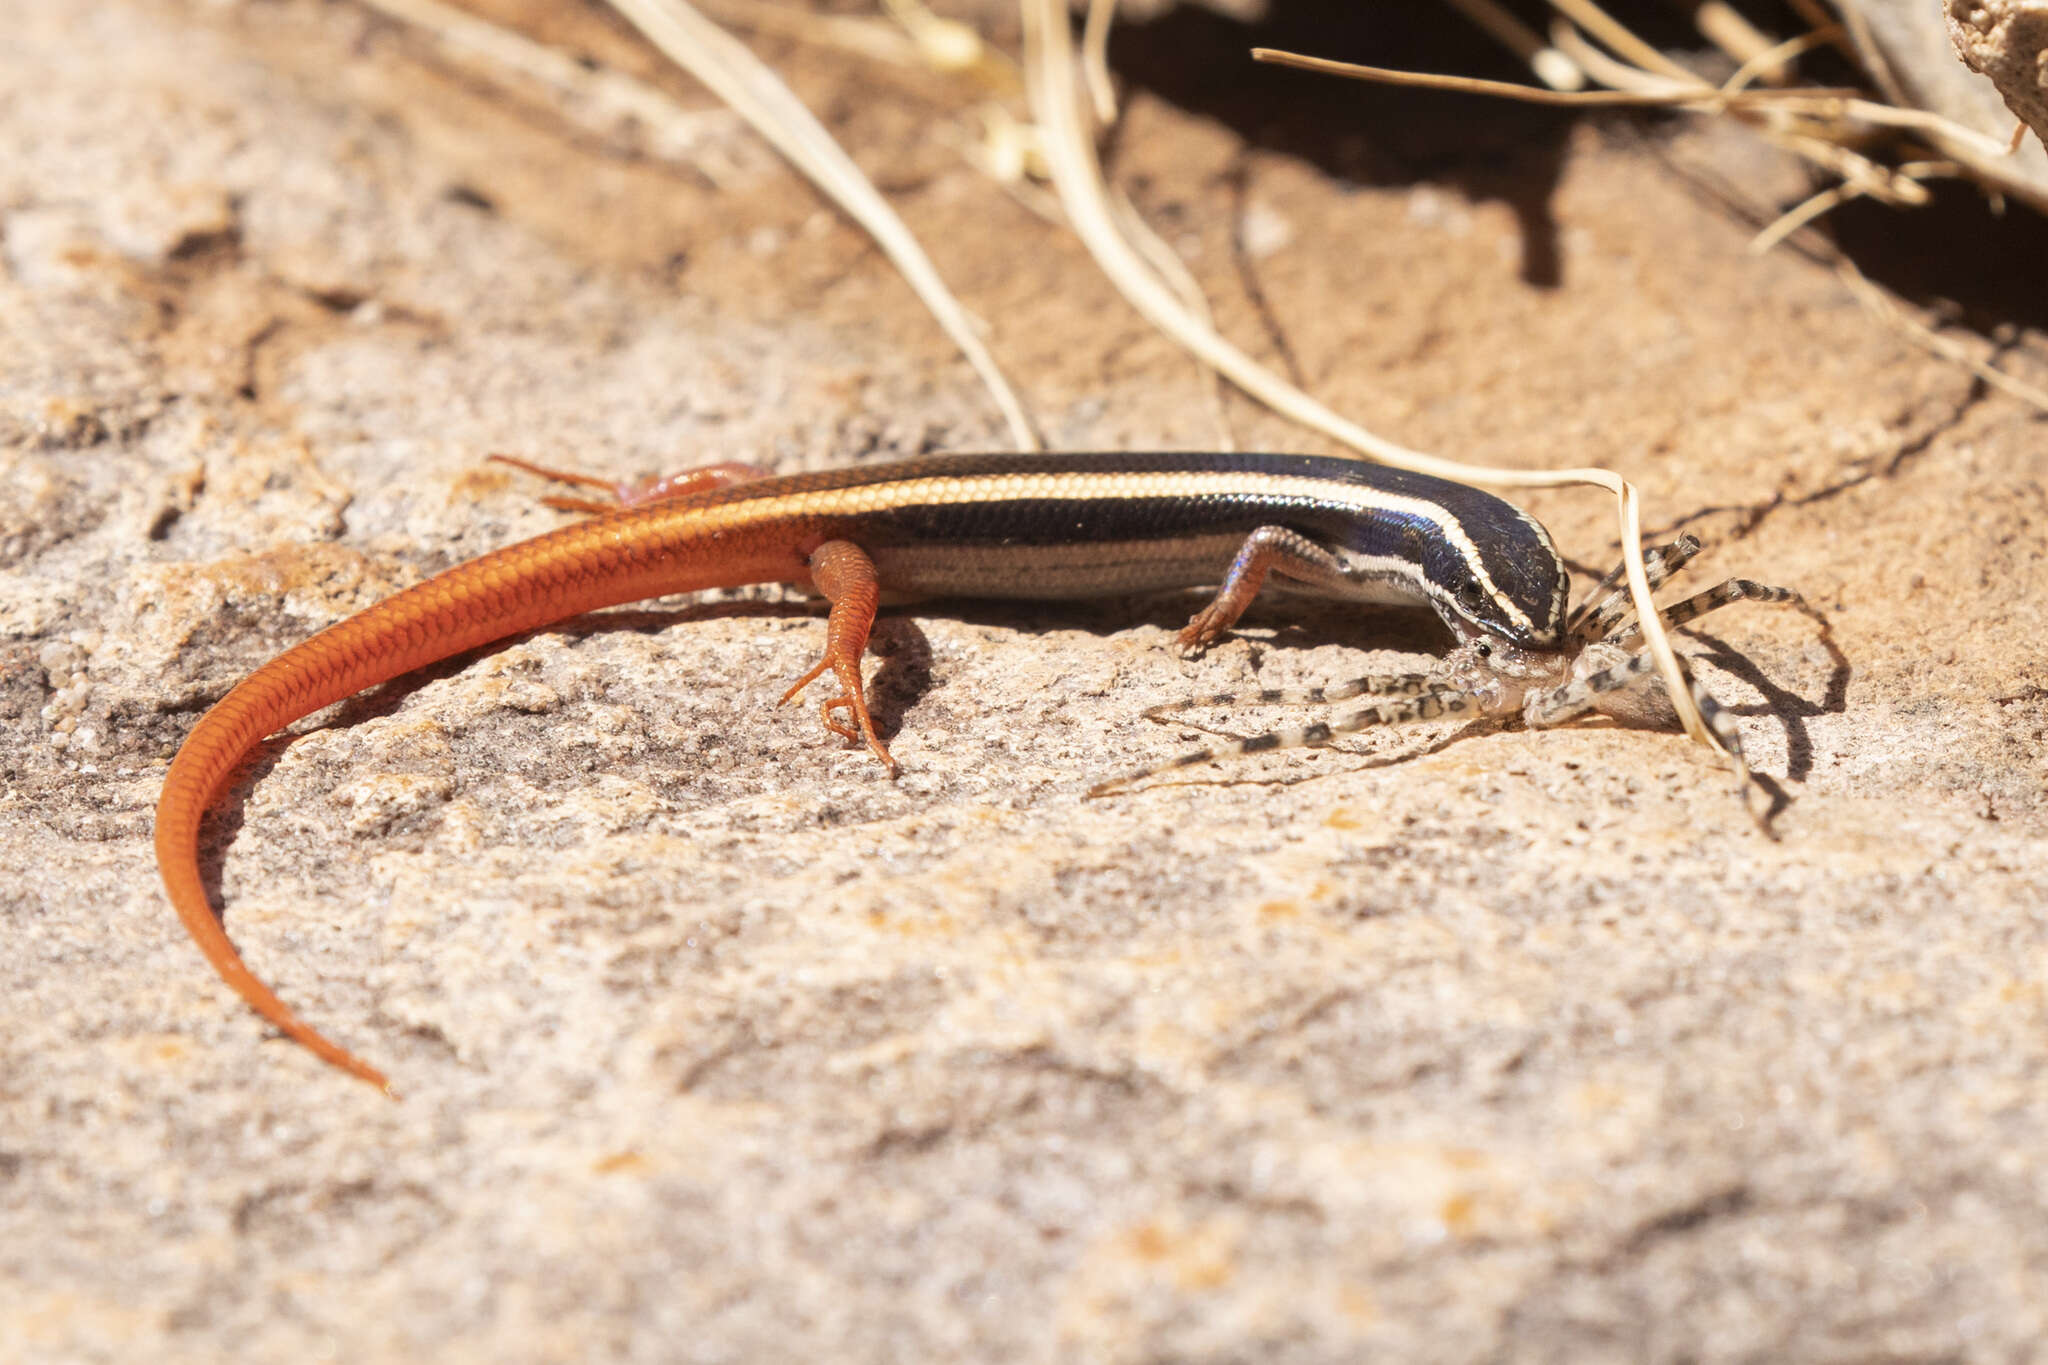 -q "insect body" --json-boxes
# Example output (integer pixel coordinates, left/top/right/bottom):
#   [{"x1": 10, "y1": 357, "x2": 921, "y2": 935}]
[
  {"x1": 1094, "y1": 533, "x2": 1799, "y2": 793},
  {"x1": 153, "y1": 451, "x2": 1798, "y2": 1089}
]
